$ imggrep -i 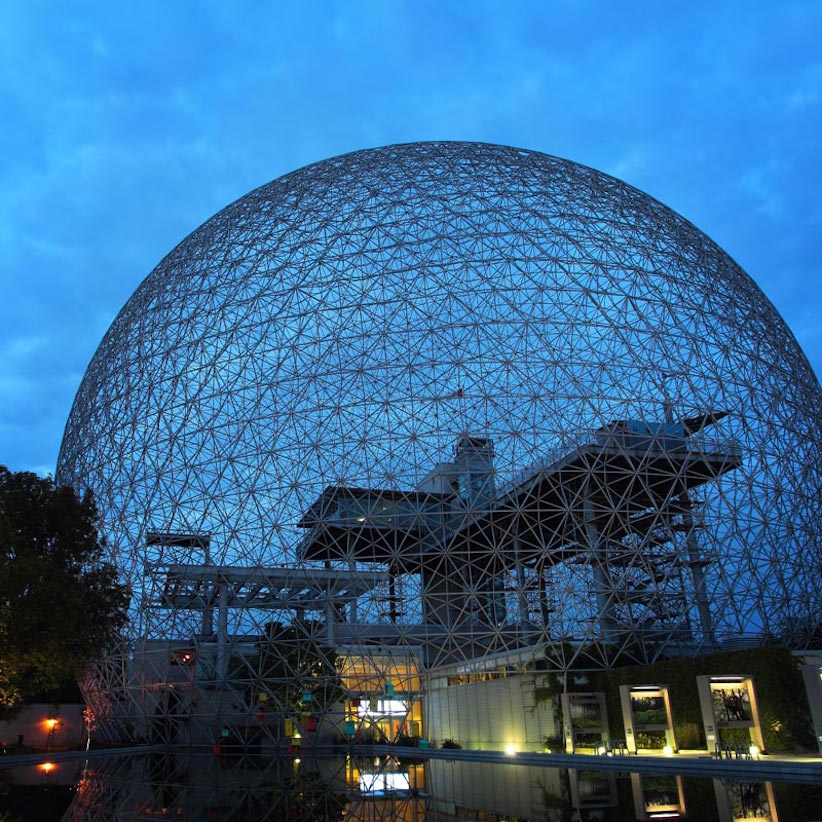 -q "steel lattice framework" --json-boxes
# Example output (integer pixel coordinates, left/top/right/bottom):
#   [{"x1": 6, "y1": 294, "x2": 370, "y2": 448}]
[{"x1": 56, "y1": 142, "x2": 822, "y2": 745}]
